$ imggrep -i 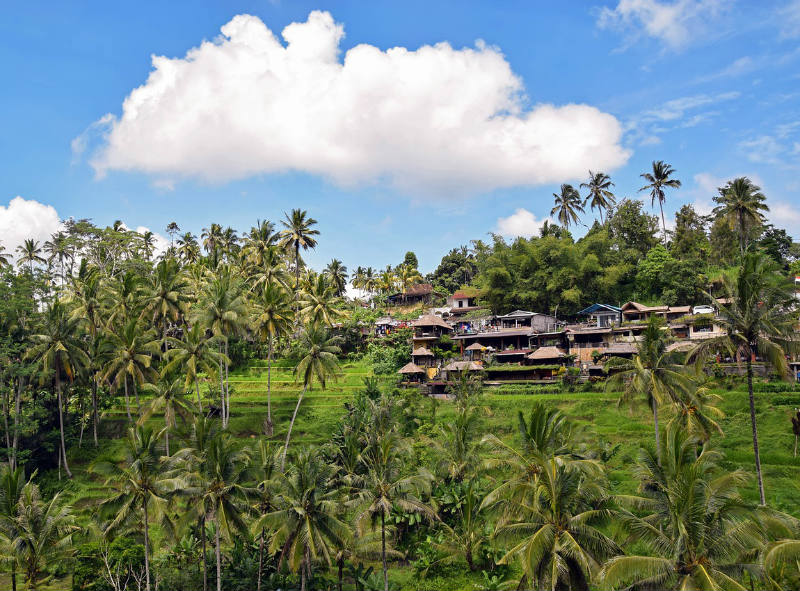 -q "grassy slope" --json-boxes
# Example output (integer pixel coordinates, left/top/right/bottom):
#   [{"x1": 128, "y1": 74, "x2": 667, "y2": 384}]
[{"x1": 25, "y1": 361, "x2": 800, "y2": 590}]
